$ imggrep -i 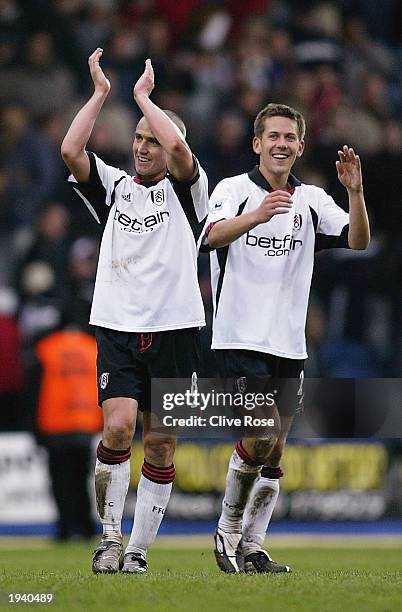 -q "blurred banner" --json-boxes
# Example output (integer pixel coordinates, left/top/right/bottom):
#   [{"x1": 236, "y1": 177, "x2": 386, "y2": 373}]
[
  {"x1": 2, "y1": 433, "x2": 401, "y2": 525},
  {"x1": 126, "y1": 440, "x2": 402, "y2": 521},
  {"x1": 0, "y1": 432, "x2": 56, "y2": 523}
]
